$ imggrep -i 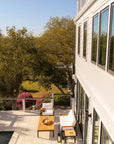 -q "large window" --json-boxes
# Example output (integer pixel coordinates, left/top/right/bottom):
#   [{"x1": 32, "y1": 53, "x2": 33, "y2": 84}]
[
  {"x1": 84, "y1": 95, "x2": 89, "y2": 144},
  {"x1": 98, "y1": 8, "x2": 109, "y2": 67},
  {"x1": 109, "y1": 4, "x2": 114, "y2": 72},
  {"x1": 92, "y1": 15, "x2": 99, "y2": 62},
  {"x1": 83, "y1": 22, "x2": 87, "y2": 58},
  {"x1": 77, "y1": 81, "x2": 85, "y2": 139},
  {"x1": 78, "y1": 26, "x2": 81, "y2": 55},
  {"x1": 101, "y1": 124, "x2": 113, "y2": 144},
  {"x1": 92, "y1": 109, "x2": 100, "y2": 144}
]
